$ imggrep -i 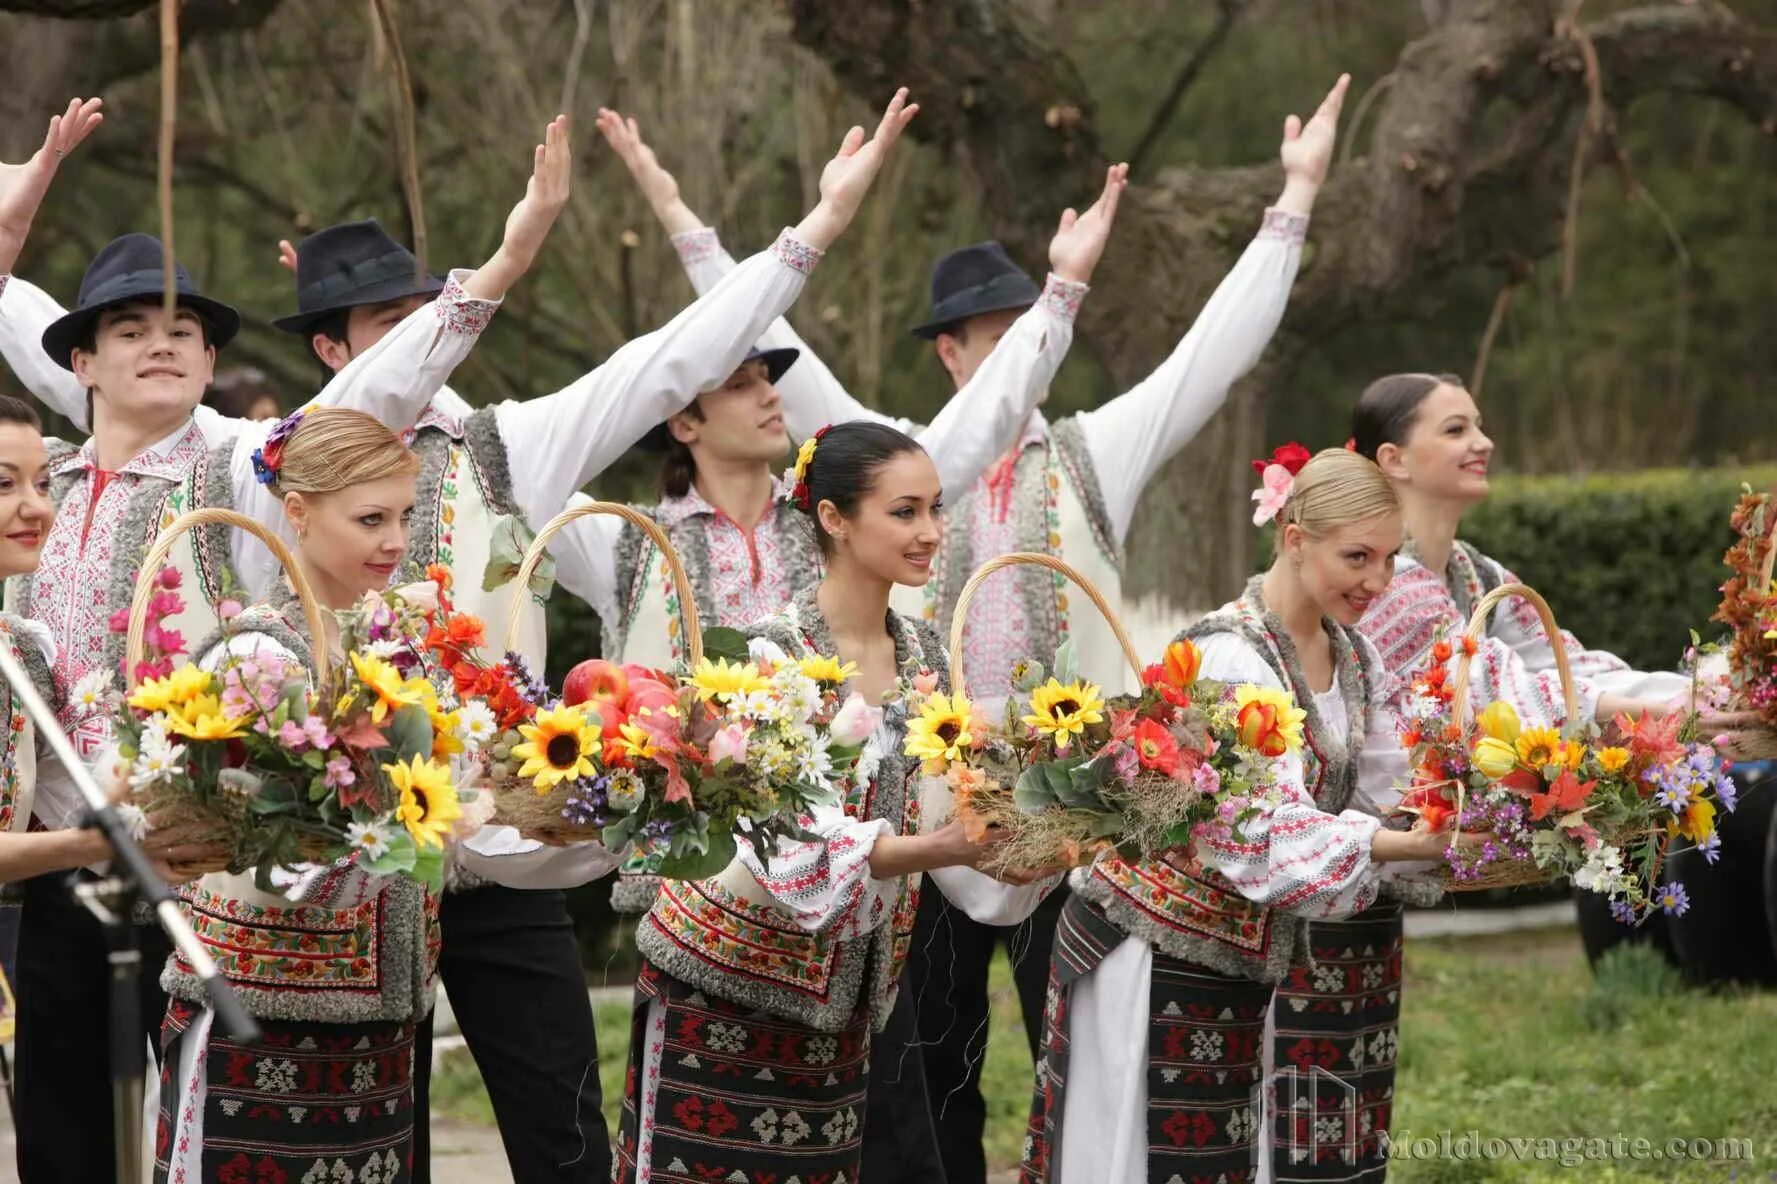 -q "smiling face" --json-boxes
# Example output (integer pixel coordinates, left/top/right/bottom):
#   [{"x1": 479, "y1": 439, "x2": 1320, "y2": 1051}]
[
  {"x1": 284, "y1": 474, "x2": 417, "y2": 606},
  {"x1": 0, "y1": 423, "x2": 54, "y2": 580},
  {"x1": 1375, "y1": 383, "x2": 1494, "y2": 506},
  {"x1": 1281, "y1": 511, "x2": 1404, "y2": 627},
  {"x1": 669, "y1": 360, "x2": 790, "y2": 469},
  {"x1": 817, "y1": 449, "x2": 944, "y2": 588},
  {"x1": 71, "y1": 300, "x2": 215, "y2": 433}
]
